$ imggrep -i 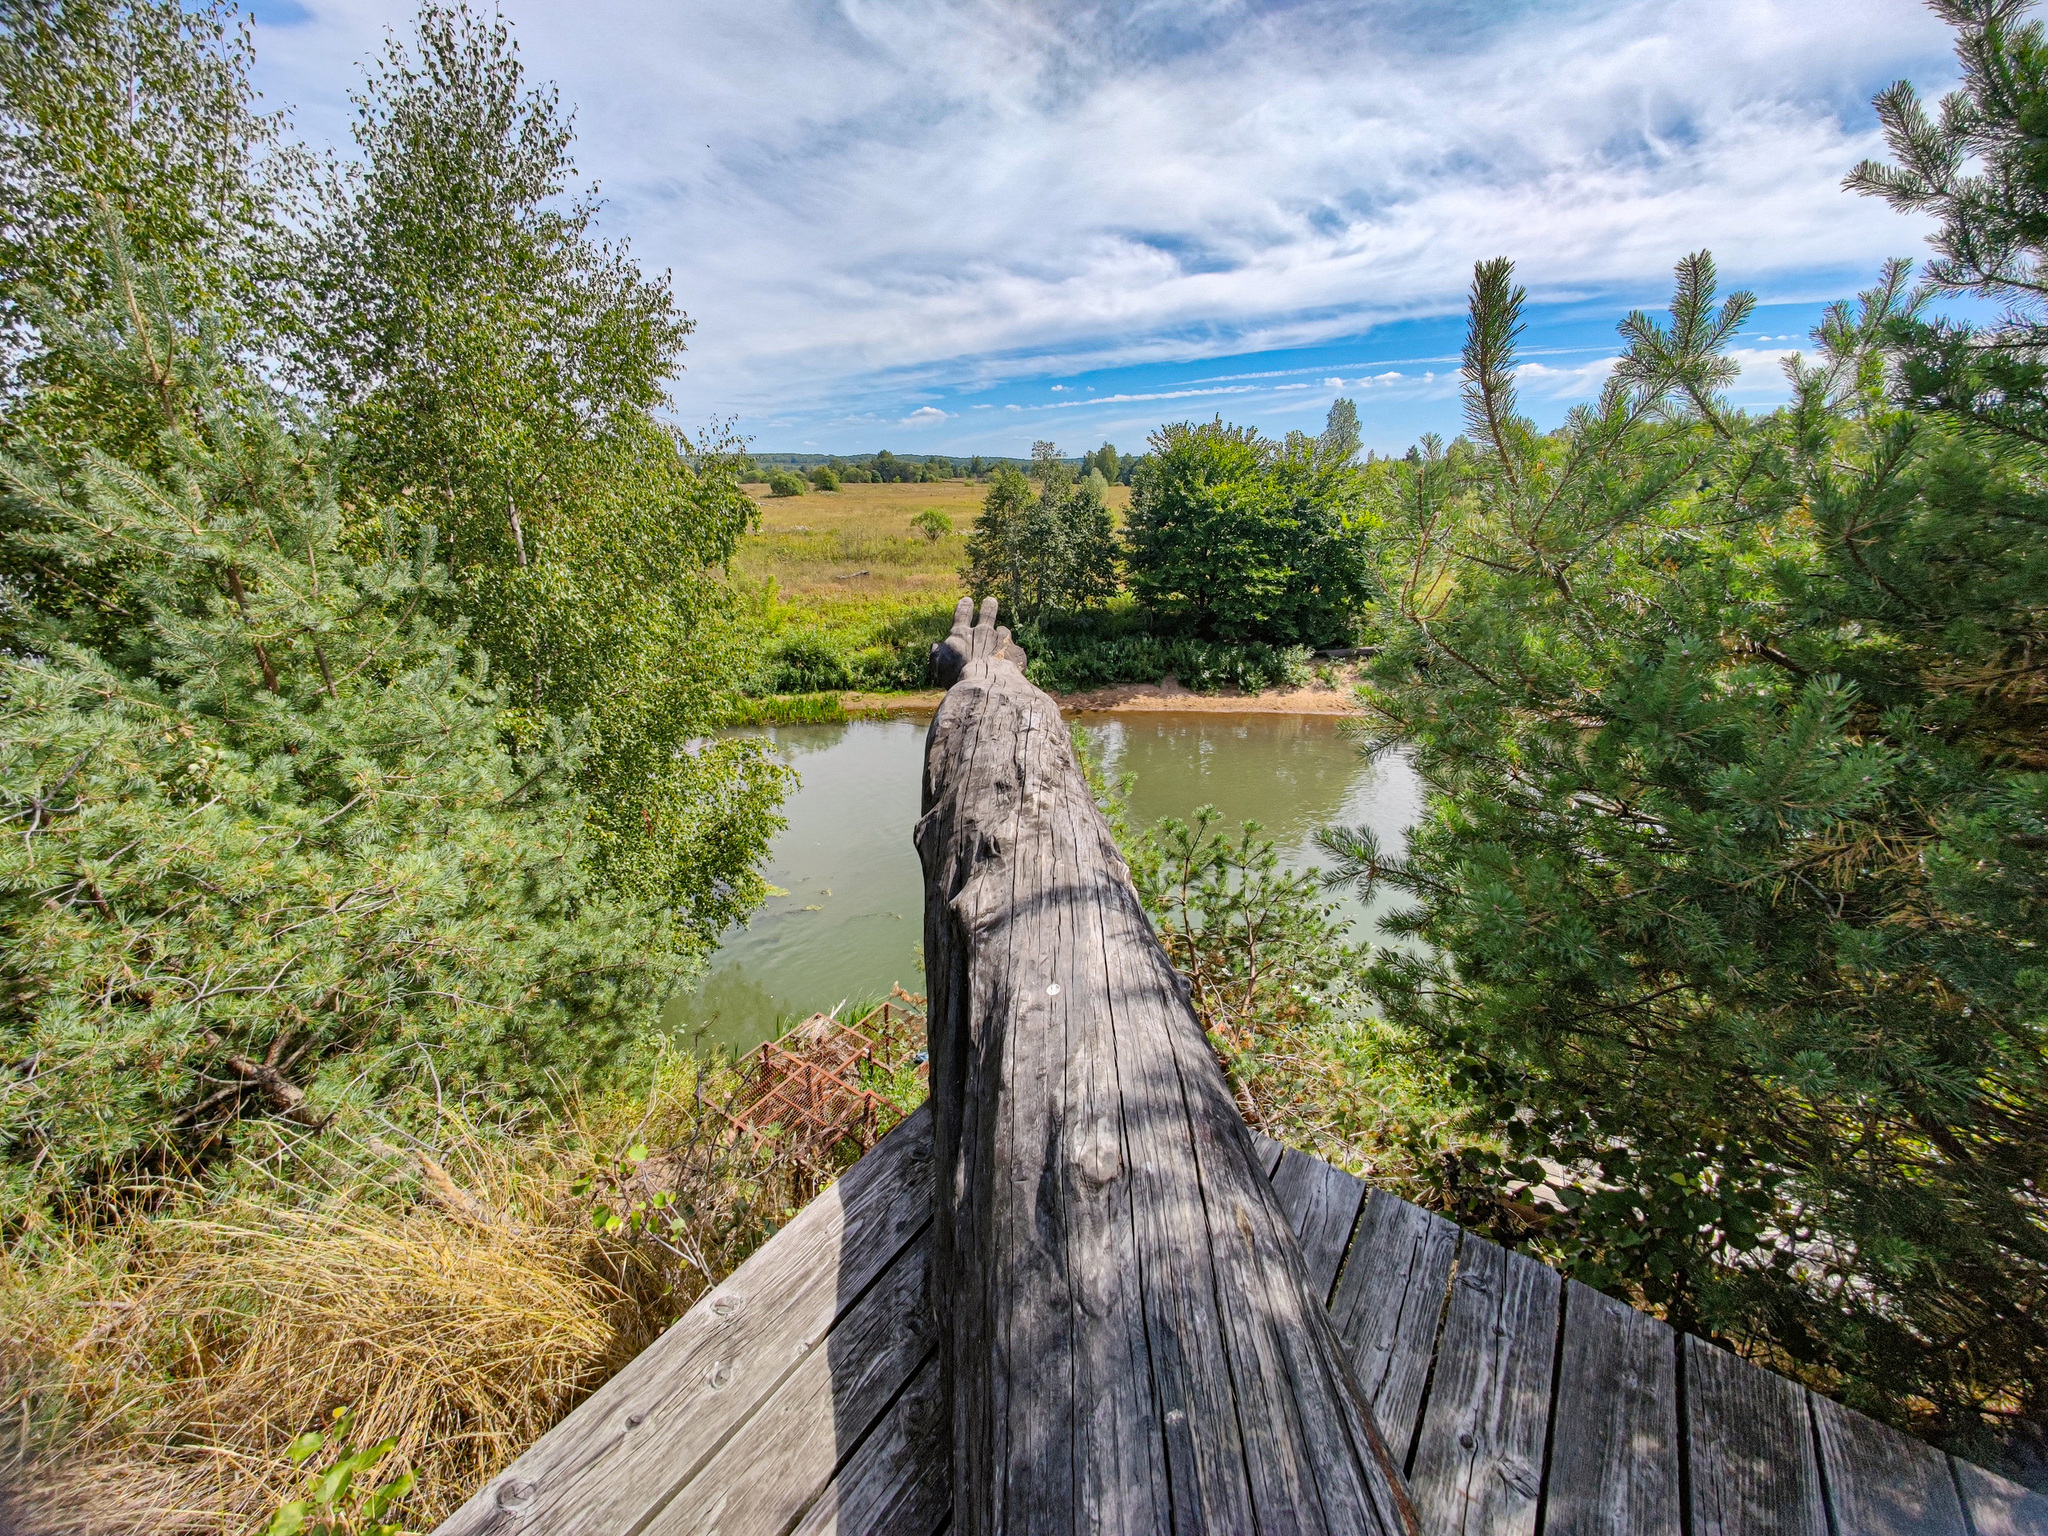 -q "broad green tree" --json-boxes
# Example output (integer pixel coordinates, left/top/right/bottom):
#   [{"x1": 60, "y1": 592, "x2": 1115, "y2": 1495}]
[
  {"x1": 1319, "y1": 398, "x2": 1361, "y2": 465},
  {"x1": 0, "y1": 0, "x2": 310, "y2": 641},
  {"x1": 294, "y1": 4, "x2": 782, "y2": 941},
  {"x1": 0, "y1": 0, "x2": 302, "y2": 377},
  {"x1": 963, "y1": 451, "x2": 1118, "y2": 619},
  {"x1": 1125, "y1": 414, "x2": 1372, "y2": 646}
]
